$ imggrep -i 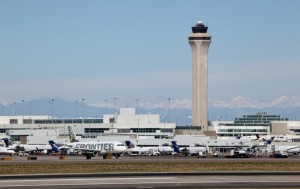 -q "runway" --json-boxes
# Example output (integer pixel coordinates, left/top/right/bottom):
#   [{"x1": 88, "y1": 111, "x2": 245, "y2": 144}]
[
  {"x1": 1, "y1": 174, "x2": 300, "y2": 188},
  {"x1": 1, "y1": 155, "x2": 300, "y2": 188}
]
